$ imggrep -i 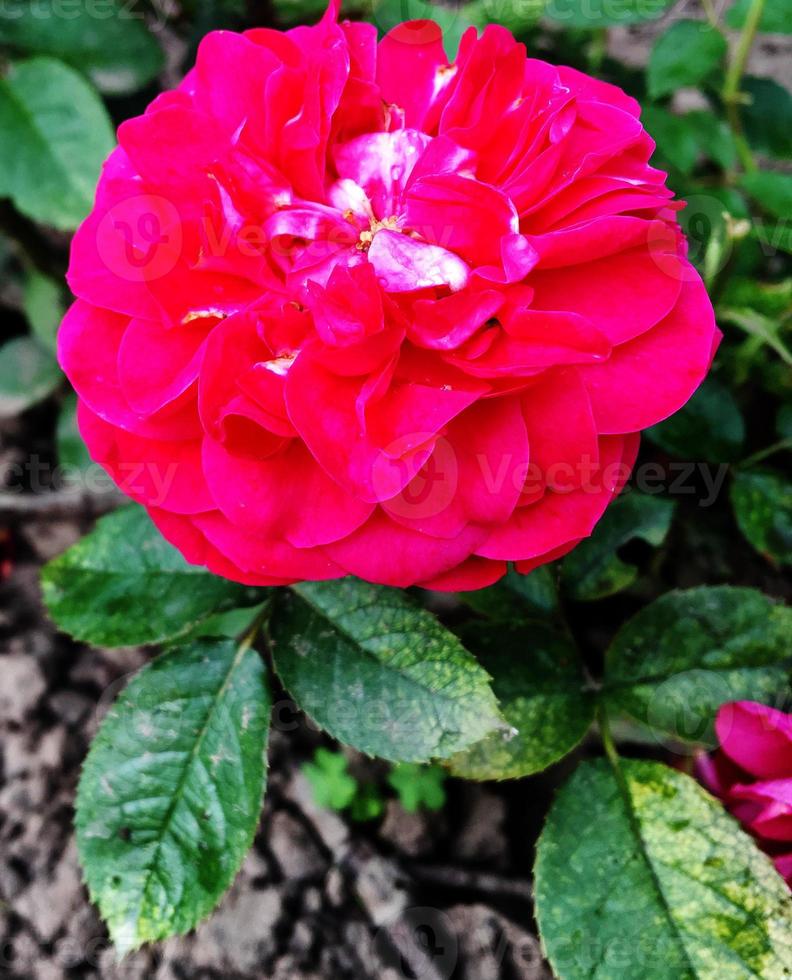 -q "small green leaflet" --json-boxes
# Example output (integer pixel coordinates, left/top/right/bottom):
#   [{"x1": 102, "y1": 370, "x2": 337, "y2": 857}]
[
  {"x1": 0, "y1": 57, "x2": 114, "y2": 230},
  {"x1": 561, "y1": 492, "x2": 676, "y2": 602},
  {"x1": 388, "y1": 763, "x2": 447, "y2": 812},
  {"x1": 603, "y1": 586, "x2": 792, "y2": 744},
  {"x1": 303, "y1": 748, "x2": 359, "y2": 811},
  {"x1": 731, "y1": 470, "x2": 792, "y2": 568},
  {"x1": 42, "y1": 505, "x2": 263, "y2": 646},
  {"x1": 448, "y1": 622, "x2": 593, "y2": 780},
  {"x1": 76, "y1": 638, "x2": 271, "y2": 954},
  {"x1": 0, "y1": 335, "x2": 61, "y2": 417},
  {"x1": 270, "y1": 579, "x2": 503, "y2": 763},
  {"x1": 535, "y1": 759, "x2": 792, "y2": 979}
]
